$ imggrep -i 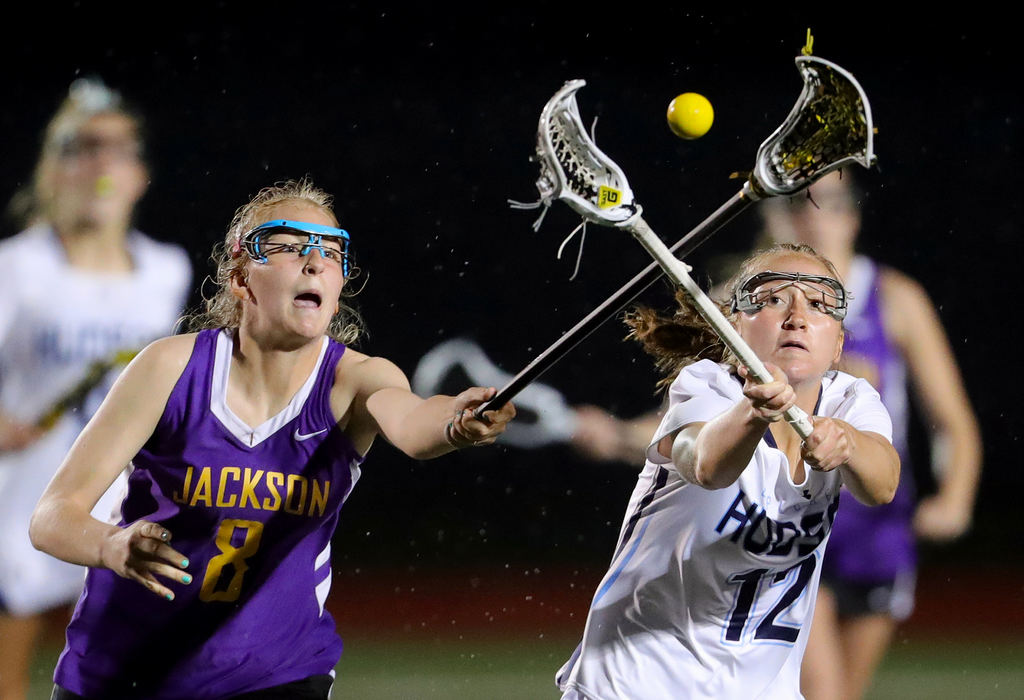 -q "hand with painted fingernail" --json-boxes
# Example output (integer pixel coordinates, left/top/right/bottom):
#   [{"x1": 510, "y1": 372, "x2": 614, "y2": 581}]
[{"x1": 99, "y1": 519, "x2": 191, "y2": 600}]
